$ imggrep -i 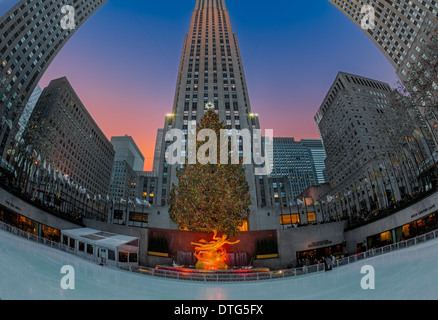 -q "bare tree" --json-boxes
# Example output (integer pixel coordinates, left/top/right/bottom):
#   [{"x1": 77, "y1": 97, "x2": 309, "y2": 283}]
[
  {"x1": 401, "y1": 25, "x2": 438, "y2": 148},
  {"x1": 0, "y1": 72, "x2": 27, "y2": 159}
]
